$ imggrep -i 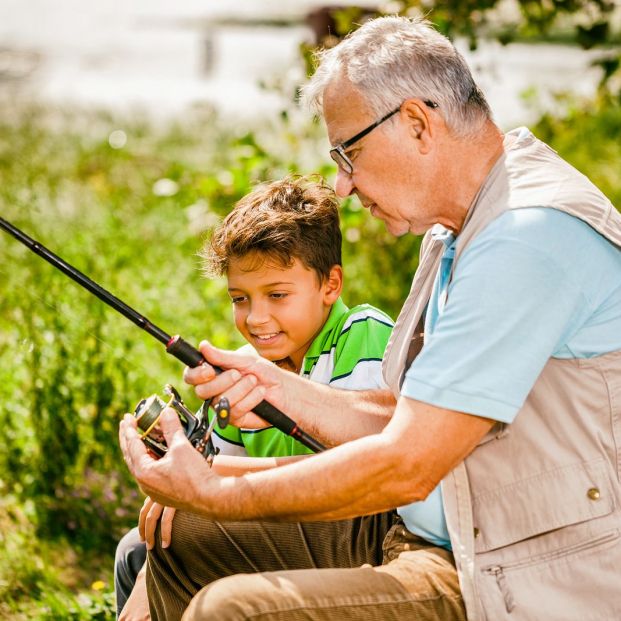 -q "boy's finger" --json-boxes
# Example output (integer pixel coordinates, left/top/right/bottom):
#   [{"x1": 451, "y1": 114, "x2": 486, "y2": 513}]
[
  {"x1": 193, "y1": 368, "x2": 242, "y2": 401},
  {"x1": 183, "y1": 362, "x2": 218, "y2": 385},
  {"x1": 228, "y1": 386, "x2": 268, "y2": 428},
  {"x1": 198, "y1": 340, "x2": 252, "y2": 369}
]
